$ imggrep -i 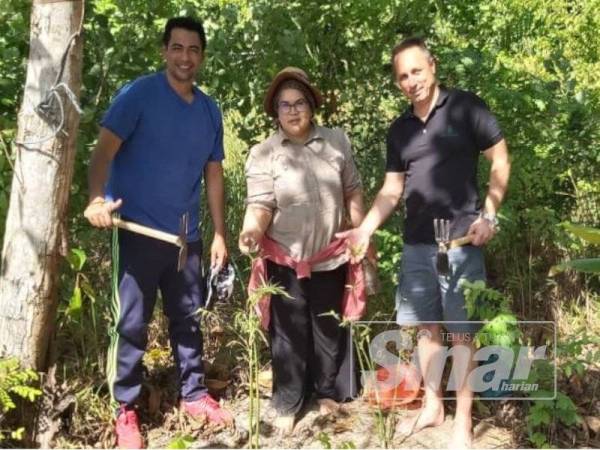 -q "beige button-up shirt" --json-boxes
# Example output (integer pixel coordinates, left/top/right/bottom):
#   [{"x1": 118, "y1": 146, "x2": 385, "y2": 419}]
[{"x1": 245, "y1": 125, "x2": 362, "y2": 272}]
